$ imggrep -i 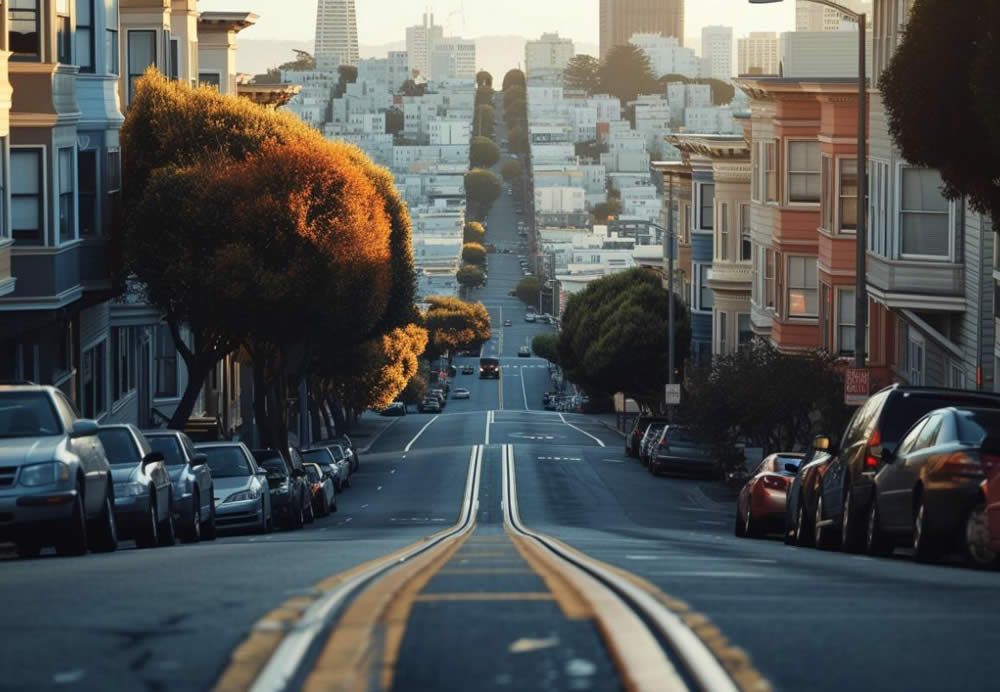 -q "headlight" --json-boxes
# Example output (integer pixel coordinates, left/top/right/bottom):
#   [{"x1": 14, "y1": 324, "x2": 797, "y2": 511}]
[
  {"x1": 19, "y1": 462, "x2": 71, "y2": 487},
  {"x1": 224, "y1": 487, "x2": 260, "y2": 503},
  {"x1": 114, "y1": 482, "x2": 146, "y2": 497}
]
